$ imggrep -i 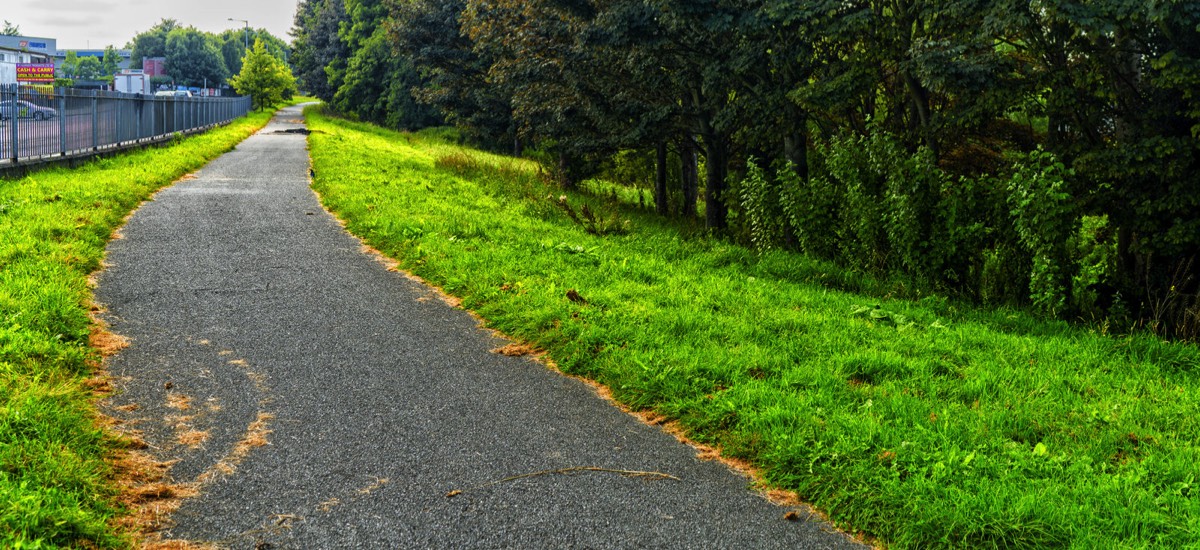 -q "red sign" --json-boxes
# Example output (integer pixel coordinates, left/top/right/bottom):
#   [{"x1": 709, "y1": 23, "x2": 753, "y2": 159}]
[{"x1": 16, "y1": 64, "x2": 55, "y2": 83}]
